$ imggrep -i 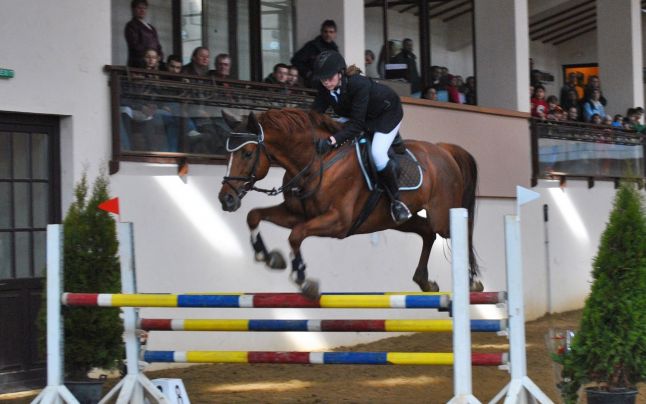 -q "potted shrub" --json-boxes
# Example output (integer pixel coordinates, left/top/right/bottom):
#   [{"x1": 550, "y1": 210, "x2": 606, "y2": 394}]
[
  {"x1": 559, "y1": 183, "x2": 646, "y2": 403},
  {"x1": 40, "y1": 172, "x2": 124, "y2": 403}
]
